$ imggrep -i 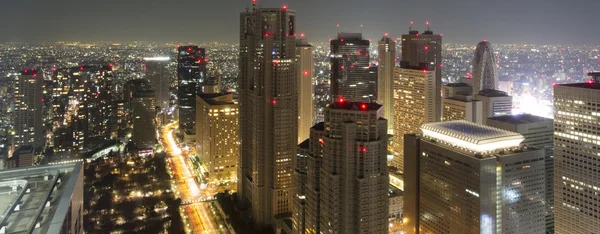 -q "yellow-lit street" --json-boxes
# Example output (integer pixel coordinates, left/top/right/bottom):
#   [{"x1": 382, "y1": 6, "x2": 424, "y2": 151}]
[{"x1": 161, "y1": 122, "x2": 234, "y2": 233}]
